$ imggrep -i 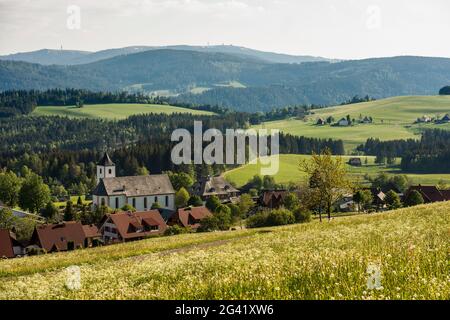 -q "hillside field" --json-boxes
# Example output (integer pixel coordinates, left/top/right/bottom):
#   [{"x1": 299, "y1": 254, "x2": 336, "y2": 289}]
[
  {"x1": 0, "y1": 202, "x2": 448, "y2": 300},
  {"x1": 254, "y1": 96, "x2": 450, "y2": 151},
  {"x1": 223, "y1": 154, "x2": 450, "y2": 187},
  {"x1": 32, "y1": 103, "x2": 214, "y2": 120}
]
